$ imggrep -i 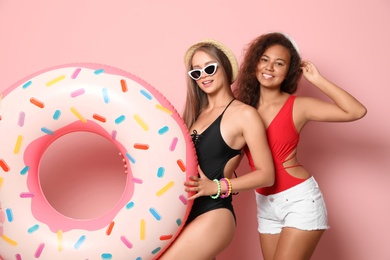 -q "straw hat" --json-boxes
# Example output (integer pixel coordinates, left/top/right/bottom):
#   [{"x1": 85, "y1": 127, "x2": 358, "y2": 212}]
[{"x1": 184, "y1": 39, "x2": 239, "y2": 83}]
